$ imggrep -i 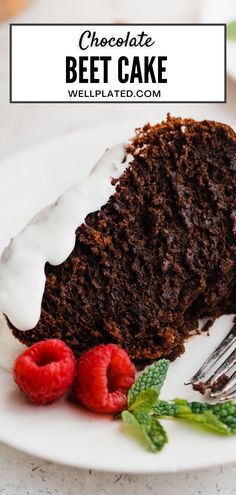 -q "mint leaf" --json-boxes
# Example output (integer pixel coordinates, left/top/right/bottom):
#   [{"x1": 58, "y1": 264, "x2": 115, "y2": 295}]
[
  {"x1": 135, "y1": 410, "x2": 168, "y2": 452},
  {"x1": 176, "y1": 409, "x2": 229, "y2": 435},
  {"x1": 129, "y1": 388, "x2": 159, "y2": 414},
  {"x1": 121, "y1": 410, "x2": 151, "y2": 448},
  {"x1": 208, "y1": 401, "x2": 236, "y2": 433},
  {"x1": 121, "y1": 360, "x2": 169, "y2": 452},
  {"x1": 228, "y1": 20, "x2": 236, "y2": 40},
  {"x1": 128, "y1": 359, "x2": 169, "y2": 407},
  {"x1": 152, "y1": 399, "x2": 179, "y2": 417},
  {"x1": 121, "y1": 410, "x2": 156, "y2": 451},
  {"x1": 176, "y1": 400, "x2": 209, "y2": 414},
  {"x1": 153, "y1": 398, "x2": 230, "y2": 435},
  {"x1": 122, "y1": 410, "x2": 168, "y2": 452},
  {"x1": 176, "y1": 400, "x2": 235, "y2": 434}
]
